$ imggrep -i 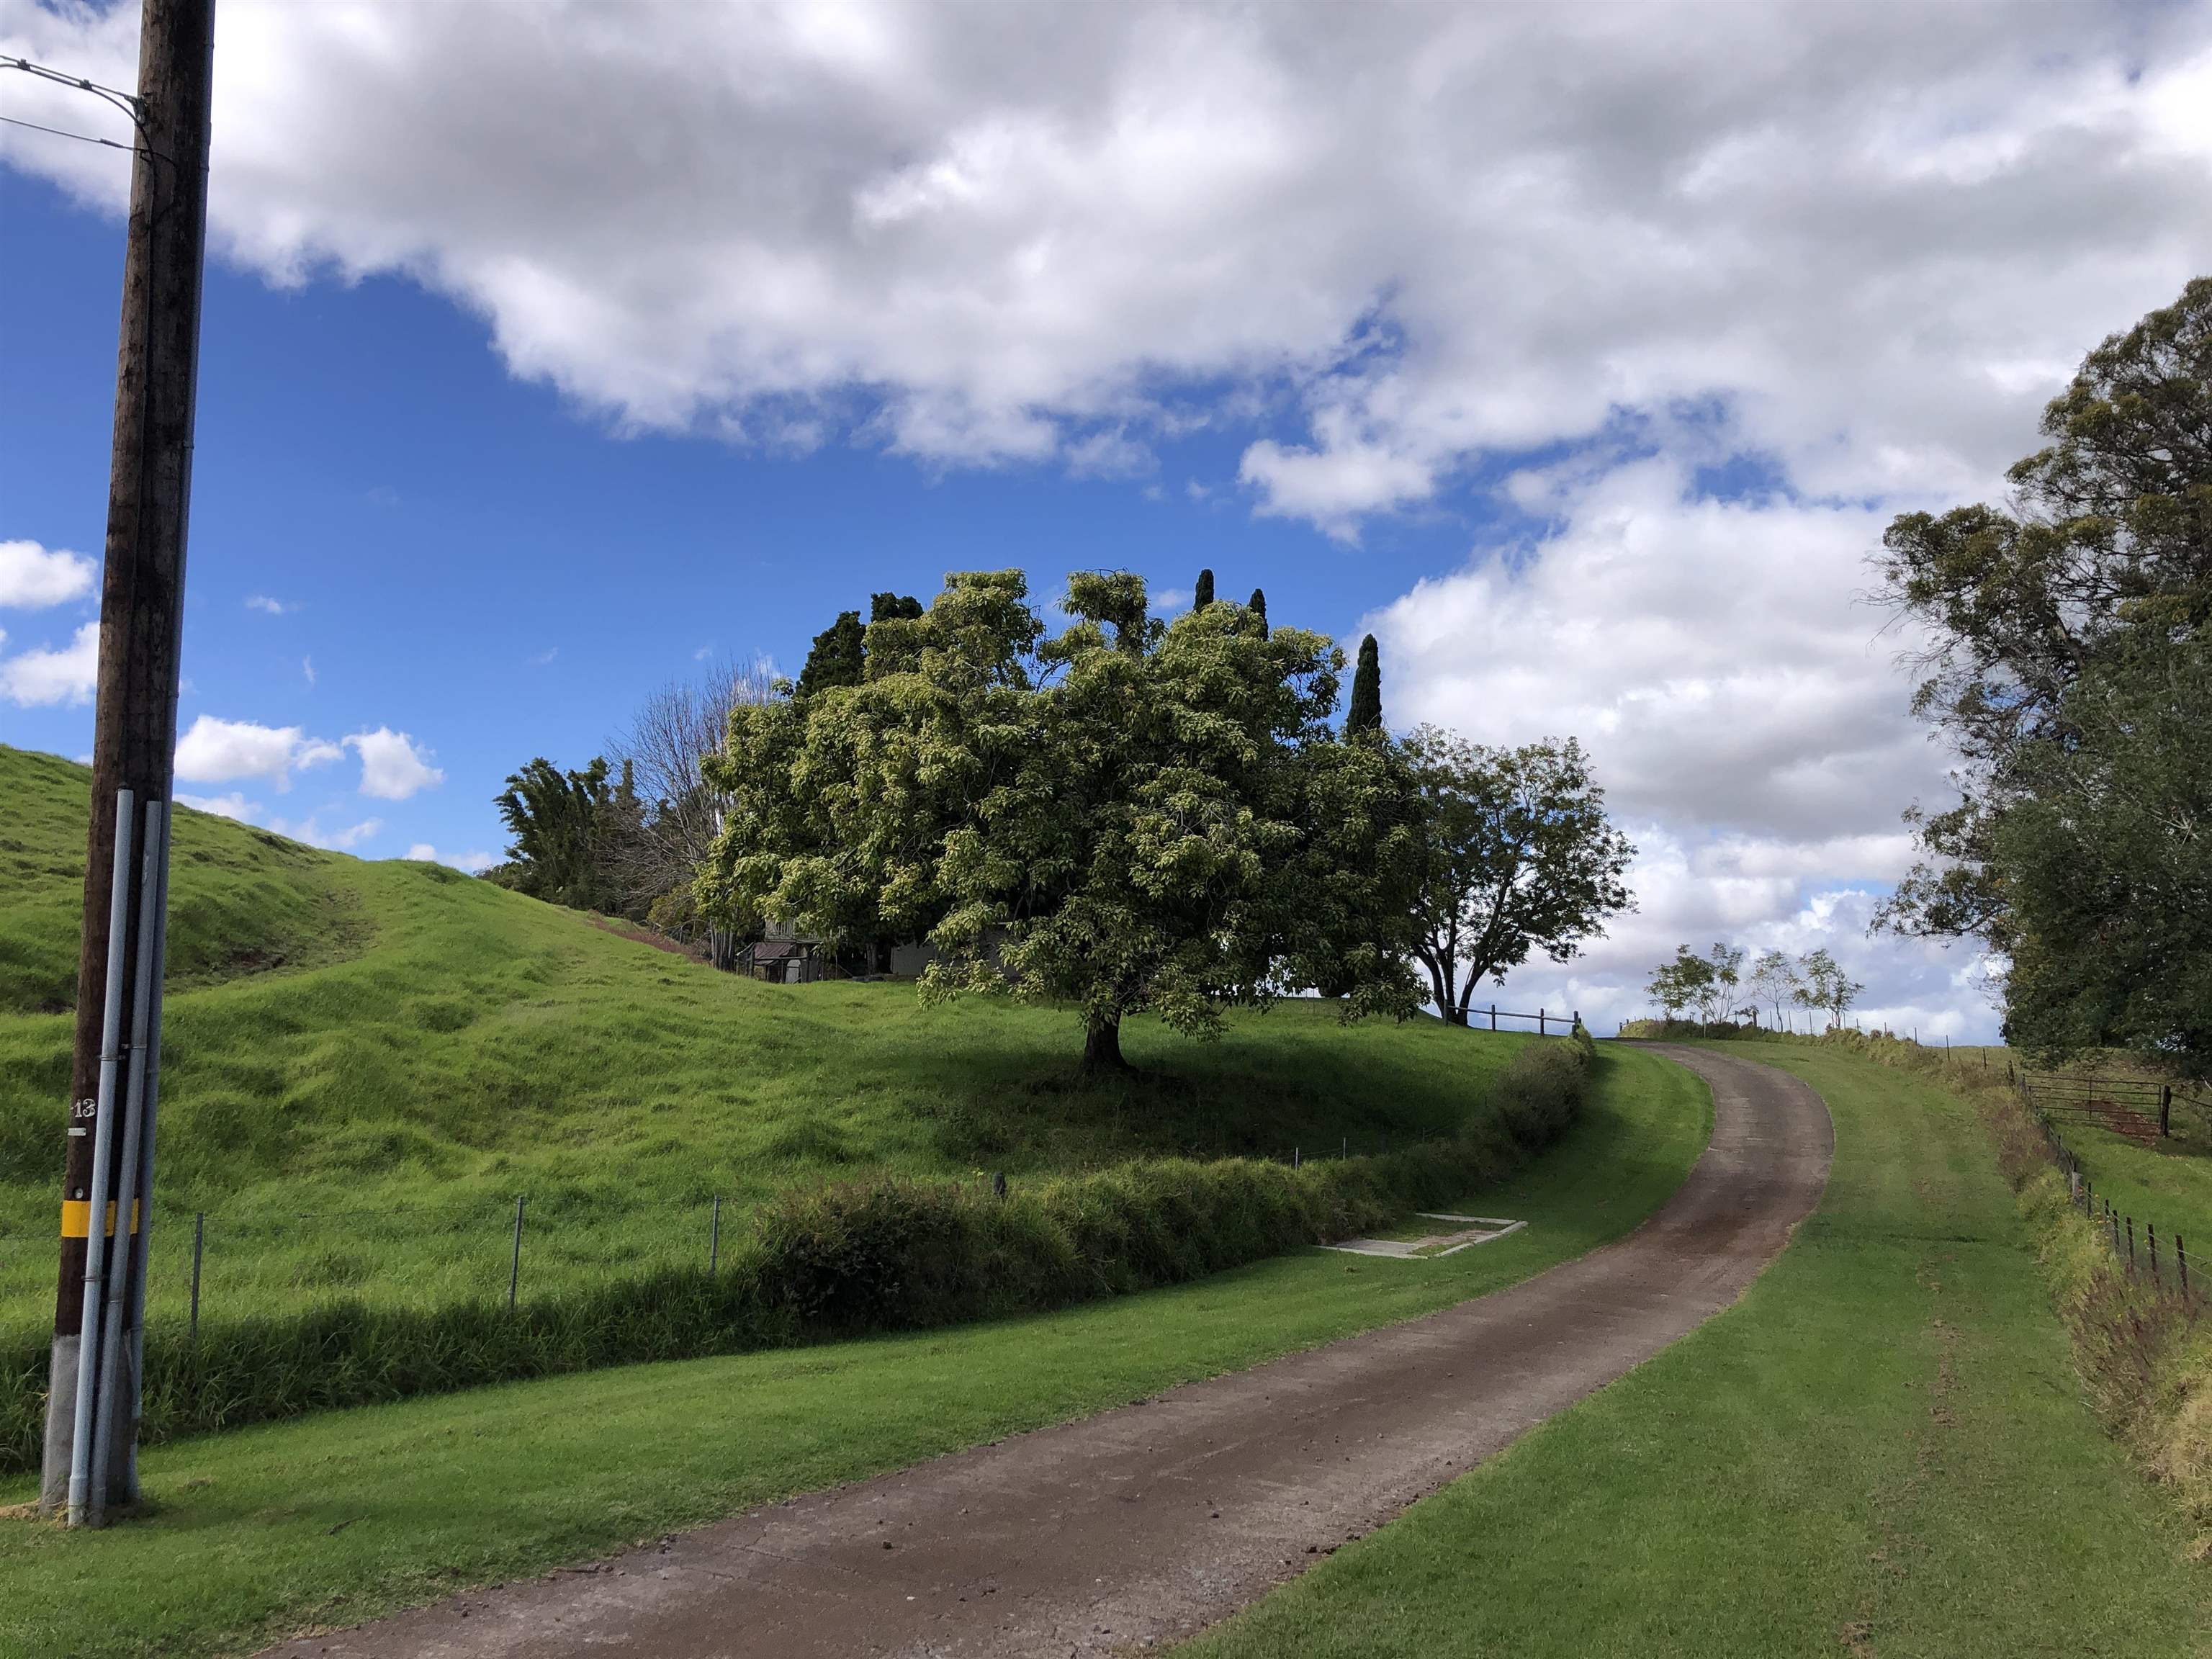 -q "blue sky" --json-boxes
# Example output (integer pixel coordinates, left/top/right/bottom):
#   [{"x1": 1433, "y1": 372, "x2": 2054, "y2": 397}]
[
  {"x1": 2, "y1": 167, "x2": 1509, "y2": 863},
  {"x1": 5, "y1": 1, "x2": 2210, "y2": 1037}
]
